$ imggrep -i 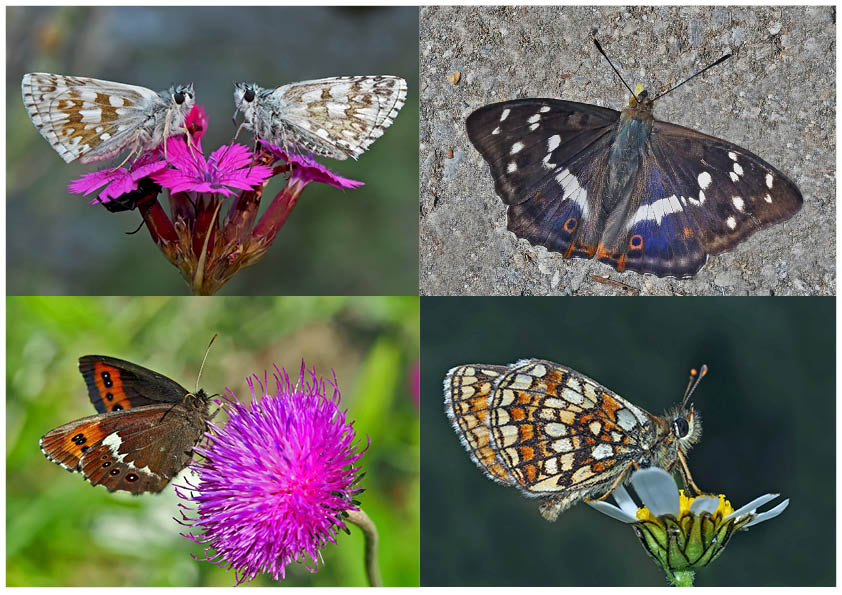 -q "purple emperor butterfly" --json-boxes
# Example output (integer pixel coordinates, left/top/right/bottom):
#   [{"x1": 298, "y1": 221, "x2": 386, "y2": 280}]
[
  {"x1": 22, "y1": 73, "x2": 195, "y2": 164},
  {"x1": 465, "y1": 40, "x2": 802, "y2": 278},
  {"x1": 444, "y1": 359, "x2": 706, "y2": 521},
  {"x1": 233, "y1": 75, "x2": 407, "y2": 160}
]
